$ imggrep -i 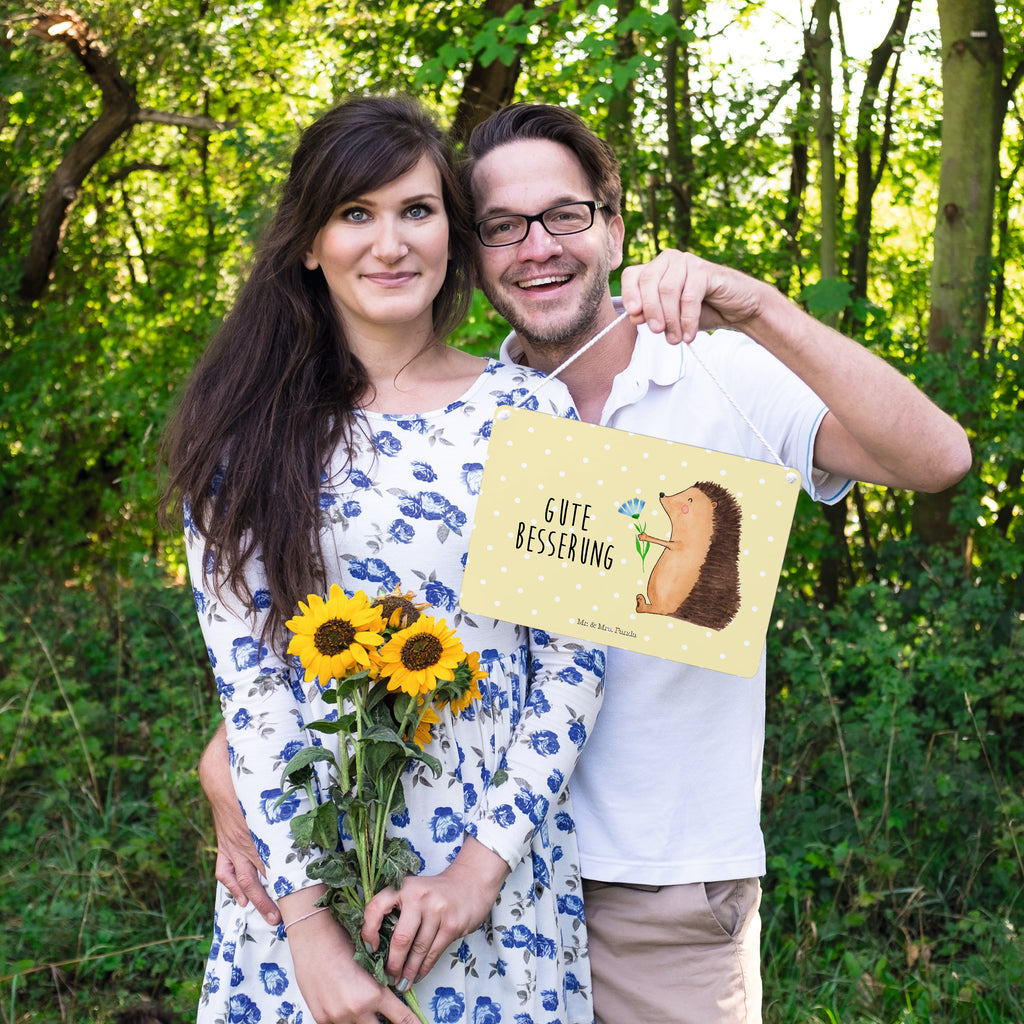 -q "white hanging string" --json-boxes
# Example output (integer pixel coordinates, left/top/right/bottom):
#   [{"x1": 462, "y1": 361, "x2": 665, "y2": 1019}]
[{"x1": 510, "y1": 310, "x2": 795, "y2": 479}]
